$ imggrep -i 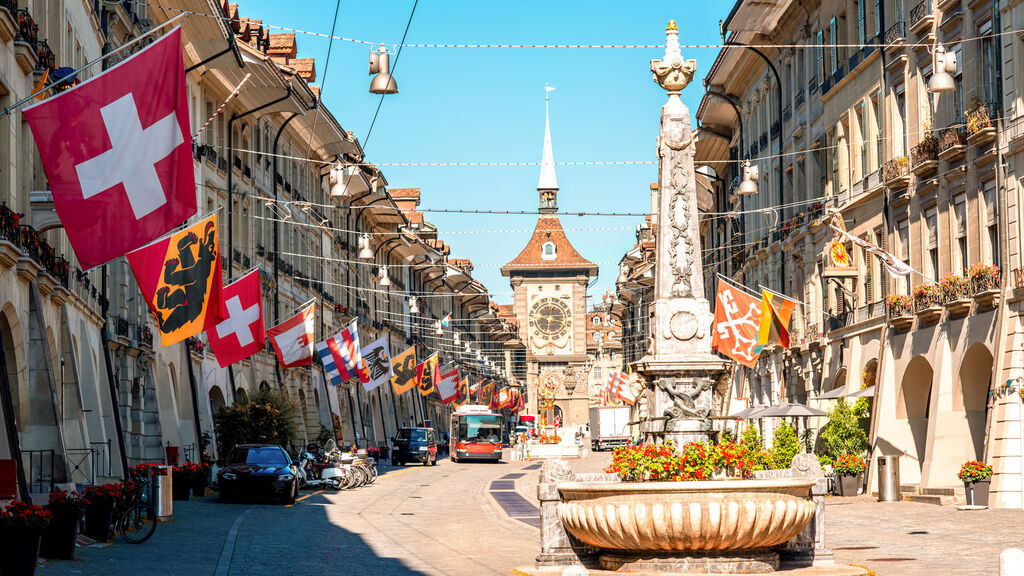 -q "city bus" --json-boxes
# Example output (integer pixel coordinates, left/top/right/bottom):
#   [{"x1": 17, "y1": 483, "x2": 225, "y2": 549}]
[{"x1": 449, "y1": 405, "x2": 504, "y2": 462}]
